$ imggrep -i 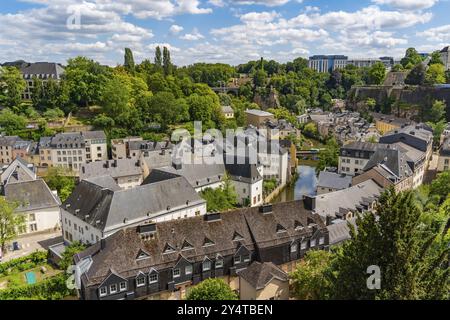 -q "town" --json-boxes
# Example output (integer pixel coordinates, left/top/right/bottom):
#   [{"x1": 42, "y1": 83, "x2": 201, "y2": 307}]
[{"x1": 0, "y1": 1, "x2": 449, "y2": 303}]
